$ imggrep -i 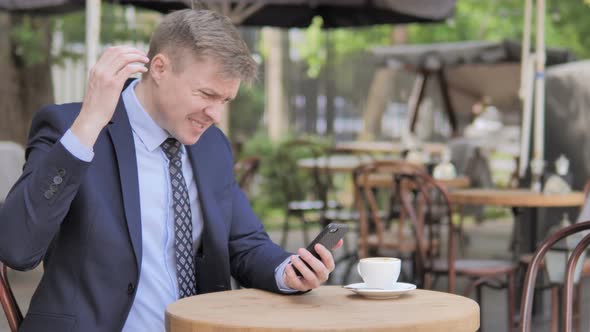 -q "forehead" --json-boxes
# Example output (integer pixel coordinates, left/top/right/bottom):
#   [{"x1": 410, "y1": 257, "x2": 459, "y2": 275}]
[{"x1": 176, "y1": 56, "x2": 240, "y2": 94}]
